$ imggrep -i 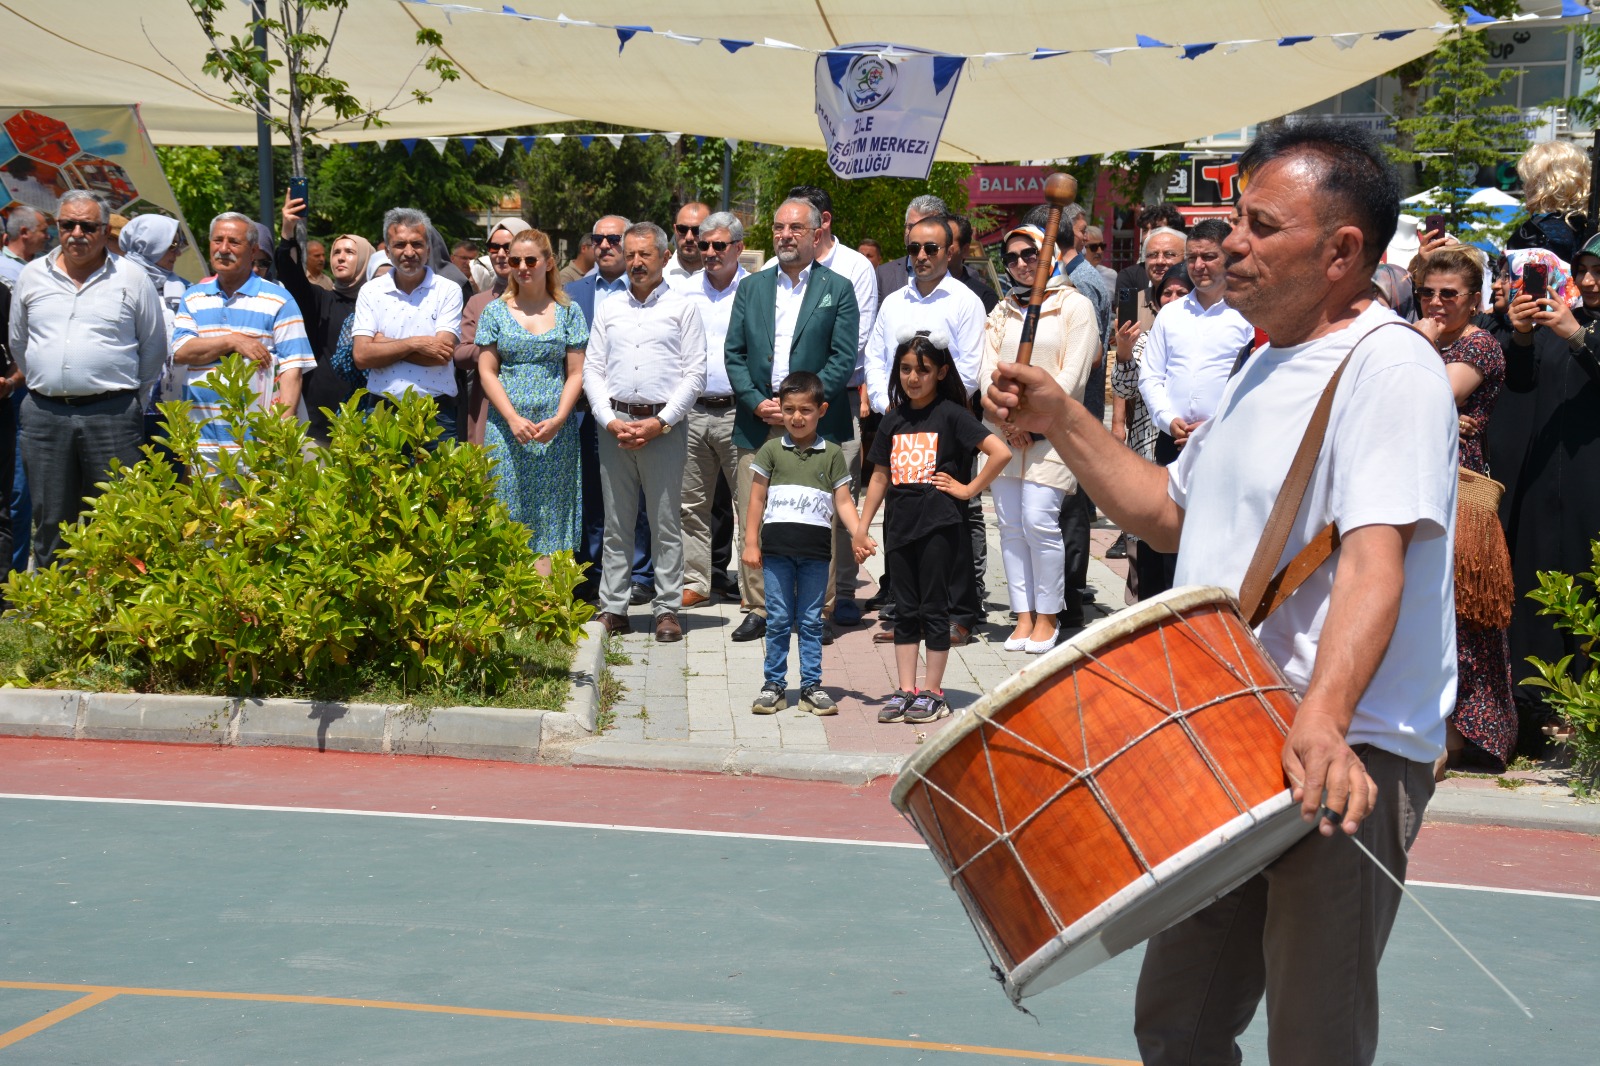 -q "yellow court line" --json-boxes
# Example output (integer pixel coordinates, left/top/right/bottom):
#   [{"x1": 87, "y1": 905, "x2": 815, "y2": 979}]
[
  {"x1": 0, "y1": 989, "x2": 118, "y2": 1050},
  {"x1": 0, "y1": 980, "x2": 1138, "y2": 1064}
]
